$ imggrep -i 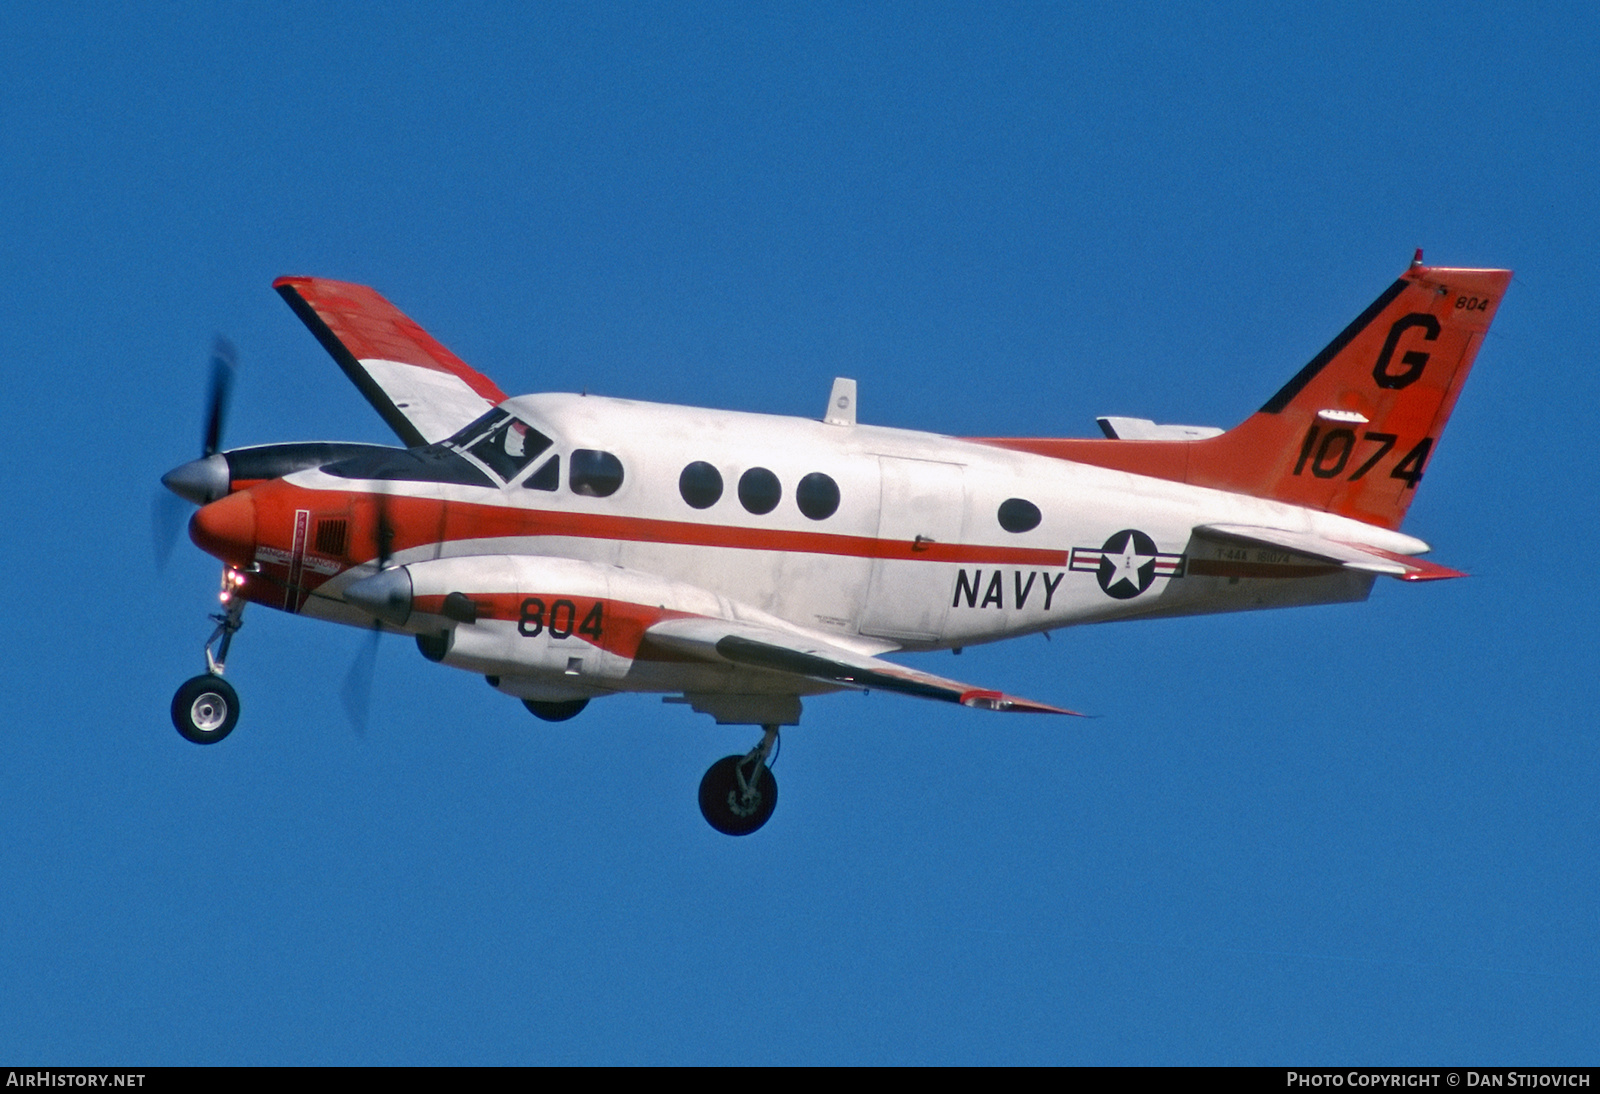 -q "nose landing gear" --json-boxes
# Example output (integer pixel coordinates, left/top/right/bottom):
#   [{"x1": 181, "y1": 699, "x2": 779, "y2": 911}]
[
  {"x1": 172, "y1": 674, "x2": 239, "y2": 744},
  {"x1": 698, "y1": 725, "x2": 780, "y2": 835},
  {"x1": 171, "y1": 568, "x2": 248, "y2": 745}
]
